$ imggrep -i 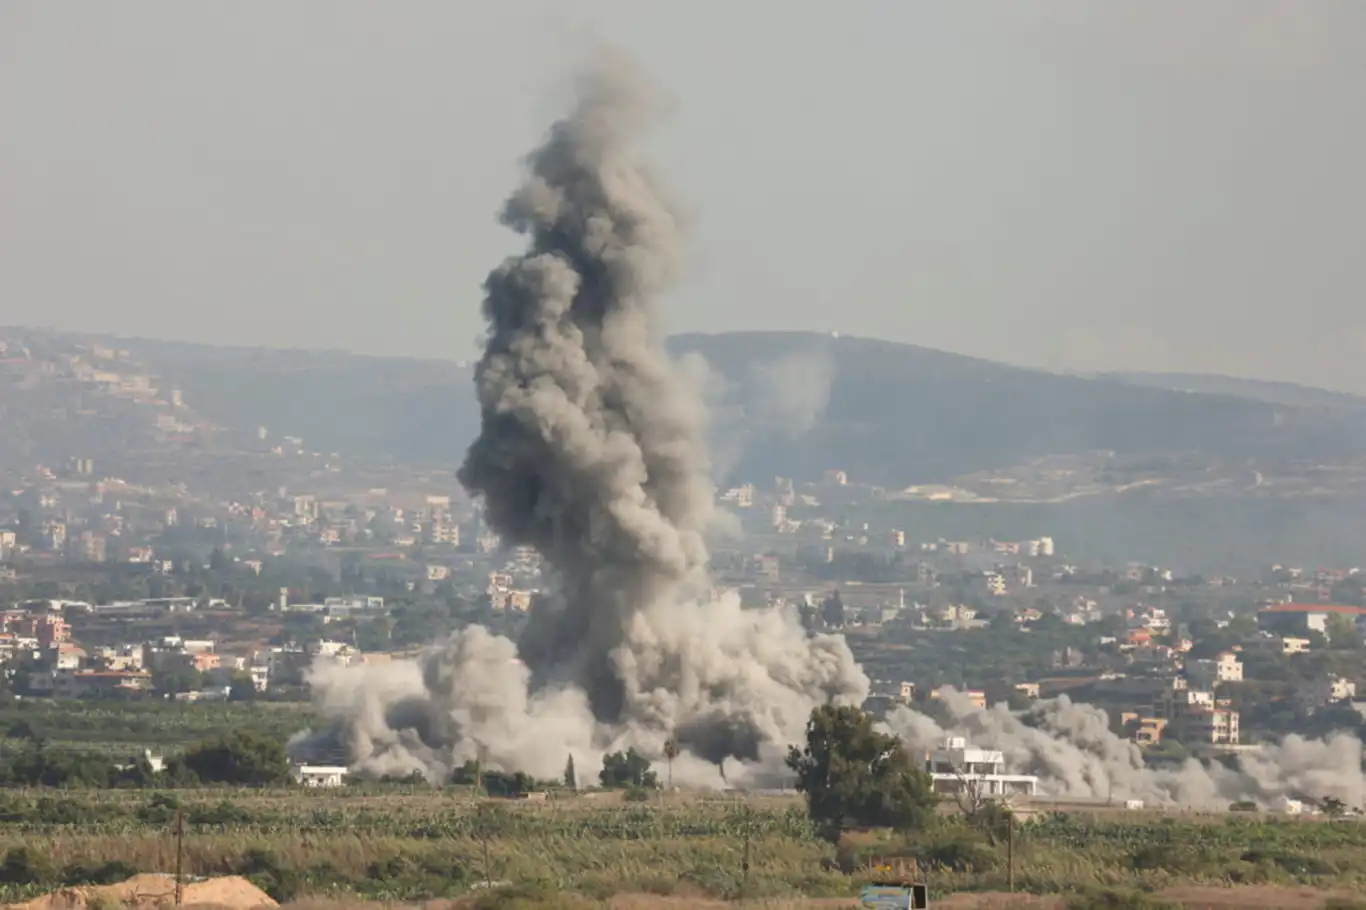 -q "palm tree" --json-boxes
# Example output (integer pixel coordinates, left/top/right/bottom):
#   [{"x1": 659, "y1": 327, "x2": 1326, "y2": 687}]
[{"x1": 663, "y1": 737, "x2": 680, "y2": 790}]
